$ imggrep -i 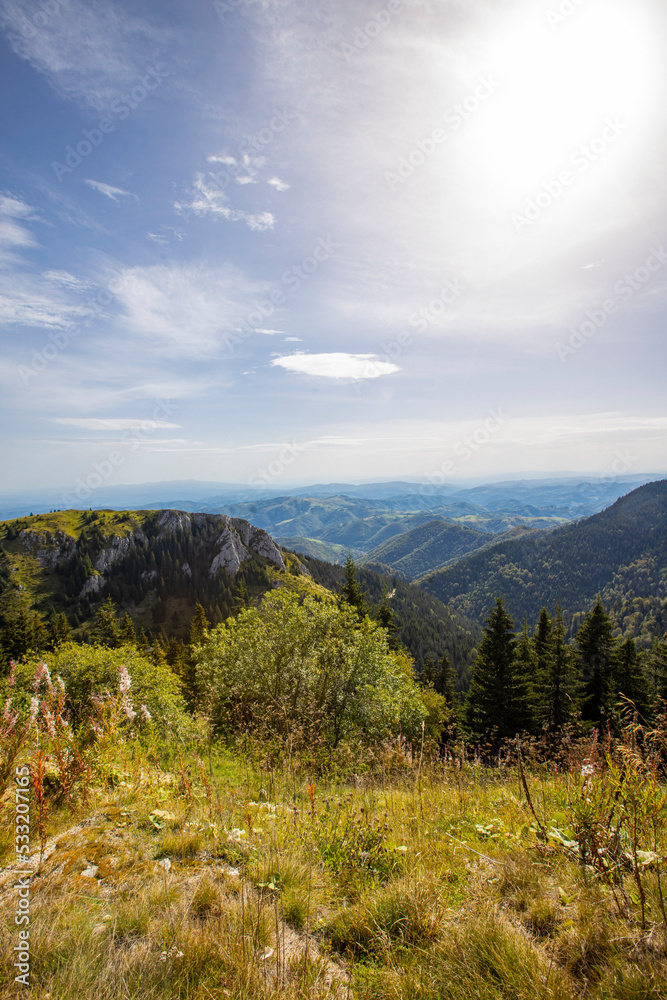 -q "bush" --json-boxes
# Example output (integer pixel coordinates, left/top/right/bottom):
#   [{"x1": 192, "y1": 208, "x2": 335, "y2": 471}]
[
  {"x1": 5, "y1": 642, "x2": 189, "y2": 737},
  {"x1": 195, "y1": 589, "x2": 427, "y2": 749}
]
